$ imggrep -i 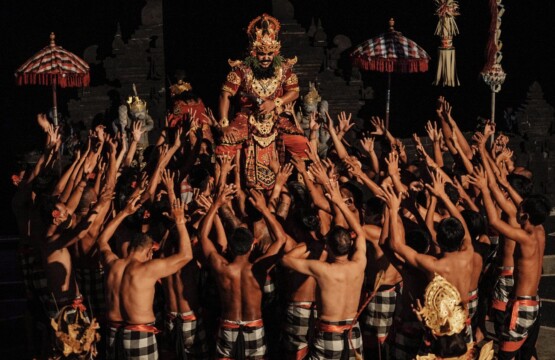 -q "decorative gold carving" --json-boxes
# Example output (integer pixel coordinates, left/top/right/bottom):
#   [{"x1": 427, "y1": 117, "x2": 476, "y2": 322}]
[
  {"x1": 252, "y1": 132, "x2": 278, "y2": 148},
  {"x1": 226, "y1": 71, "x2": 241, "y2": 85}
]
